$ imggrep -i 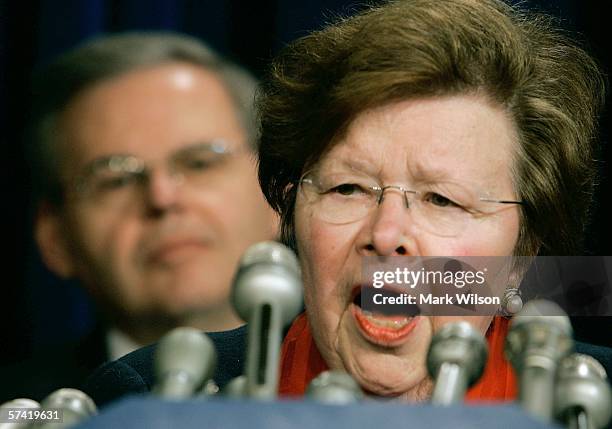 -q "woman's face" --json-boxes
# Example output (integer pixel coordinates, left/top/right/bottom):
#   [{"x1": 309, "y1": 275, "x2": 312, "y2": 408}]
[{"x1": 294, "y1": 94, "x2": 521, "y2": 400}]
